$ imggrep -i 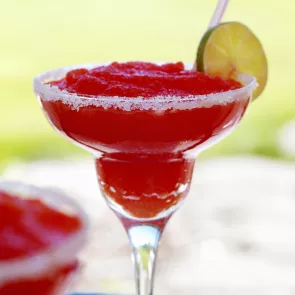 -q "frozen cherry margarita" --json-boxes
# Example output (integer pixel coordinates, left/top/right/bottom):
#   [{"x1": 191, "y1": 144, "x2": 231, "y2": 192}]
[
  {"x1": 33, "y1": 19, "x2": 267, "y2": 295},
  {"x1": 0, "y1": 181, "x2": 88, "y2": 295}
]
